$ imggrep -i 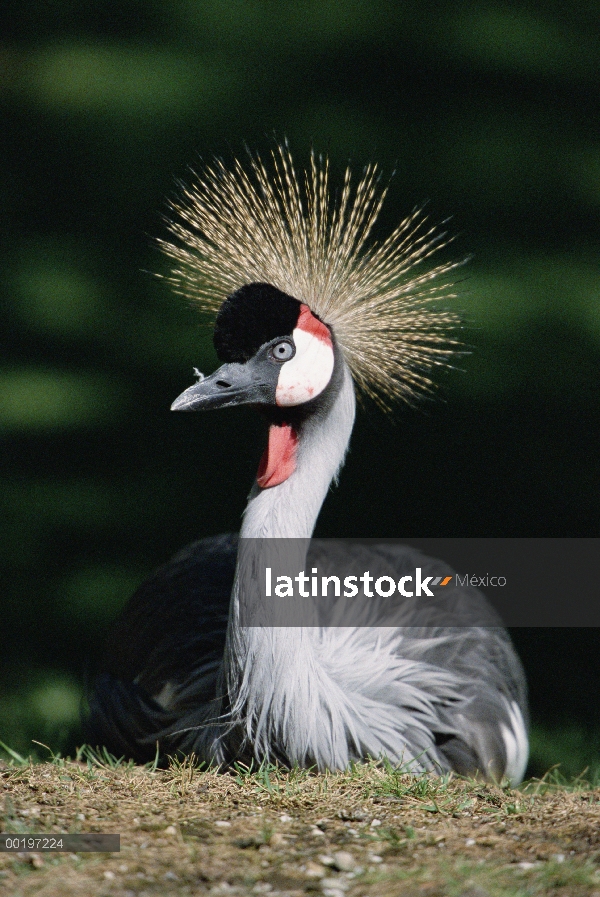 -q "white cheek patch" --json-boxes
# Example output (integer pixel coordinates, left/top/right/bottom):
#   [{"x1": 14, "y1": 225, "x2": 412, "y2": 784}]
[{"x1": 276, "y1": 327, "x2": 335, "y2": 406}]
